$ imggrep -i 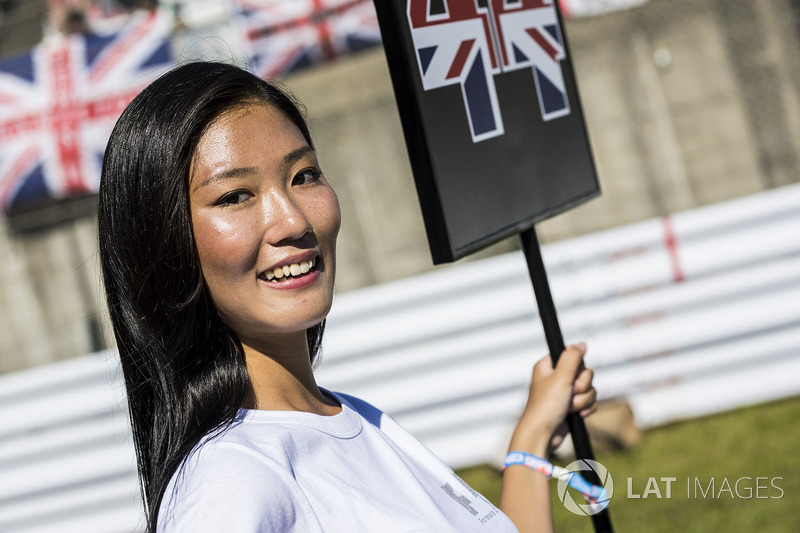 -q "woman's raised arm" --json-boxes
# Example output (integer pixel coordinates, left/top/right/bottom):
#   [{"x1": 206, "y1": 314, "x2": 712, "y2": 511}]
[{"x1": 499, "y1": 343, "x2": 598, "y2": 533}]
